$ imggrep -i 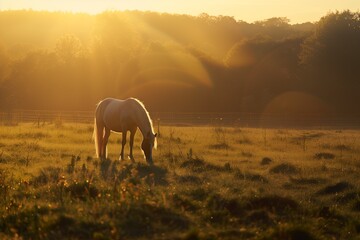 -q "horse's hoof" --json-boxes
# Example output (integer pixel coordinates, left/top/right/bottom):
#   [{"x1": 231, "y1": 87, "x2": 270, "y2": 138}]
[{"x1": 128, "y1": 155, "x2": 135, "y2": 162}]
